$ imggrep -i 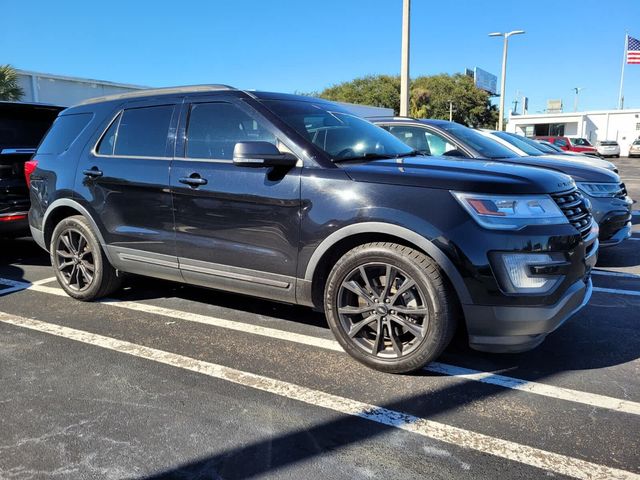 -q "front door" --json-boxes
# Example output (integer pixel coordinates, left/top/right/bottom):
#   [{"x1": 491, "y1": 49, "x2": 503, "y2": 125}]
[{"x1": 170, "y1": 97, "x2": 301, "y2": 302}]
